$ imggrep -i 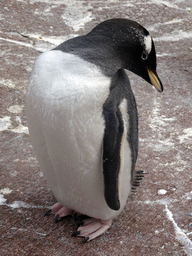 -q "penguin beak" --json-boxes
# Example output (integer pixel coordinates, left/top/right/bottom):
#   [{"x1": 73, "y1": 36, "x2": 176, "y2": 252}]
[{"x1": 147, "y1": 69, "x2": 163, "y2": 92}]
